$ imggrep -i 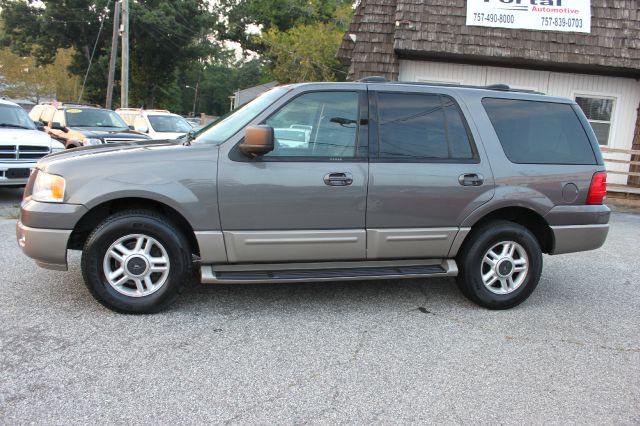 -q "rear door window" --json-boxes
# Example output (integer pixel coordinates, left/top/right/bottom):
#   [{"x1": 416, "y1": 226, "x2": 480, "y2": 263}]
[
  {"x1": 482, "y1": 98, "x2": 596, "y2": 165},
  {"x1": 376, "y1": 92, "x2": 476, "y2": 161}
]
